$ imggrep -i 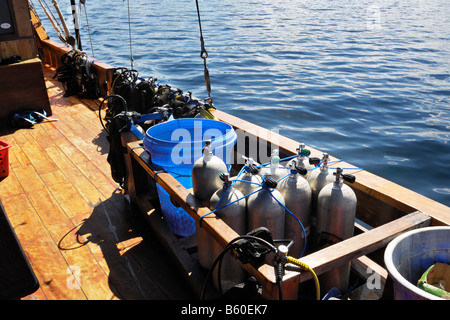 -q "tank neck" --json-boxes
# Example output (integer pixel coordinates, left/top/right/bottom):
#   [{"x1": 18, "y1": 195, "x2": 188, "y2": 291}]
[
  {"x1": 202, "y1": 140, "x2": 213, "y2": 160},
  {"x1": 221, "y1": 172, "x2": 232, "y2": 189},
  {"x1": 244, "y1": 158, "x2": 258, "y2": 175},
  {"x1": 333, "y1": 167, "x2": 344, "y2": 187},
  {"x1": 296, "y1": 143, "x2": 310, "y2": 160},
  {"x1": 320, "y1": 153, "x2": 329, "y2": 171},
  {"x1": 270, "y1": 149, "x2": 280, "y2": 165},
  {"x1": 289, "y1": 159, "x2": 299, "y2": 176}
]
